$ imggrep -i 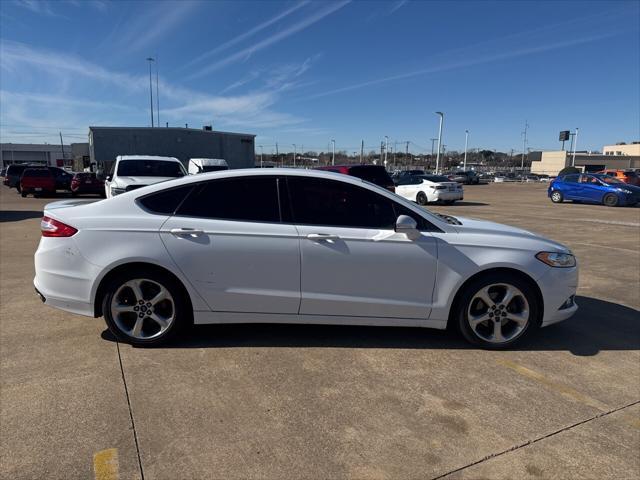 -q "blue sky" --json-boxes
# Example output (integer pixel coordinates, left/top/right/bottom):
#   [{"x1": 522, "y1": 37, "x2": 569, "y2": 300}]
[{"x1": 1, "y1": 0, "x2": 638, "y2": 155}]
